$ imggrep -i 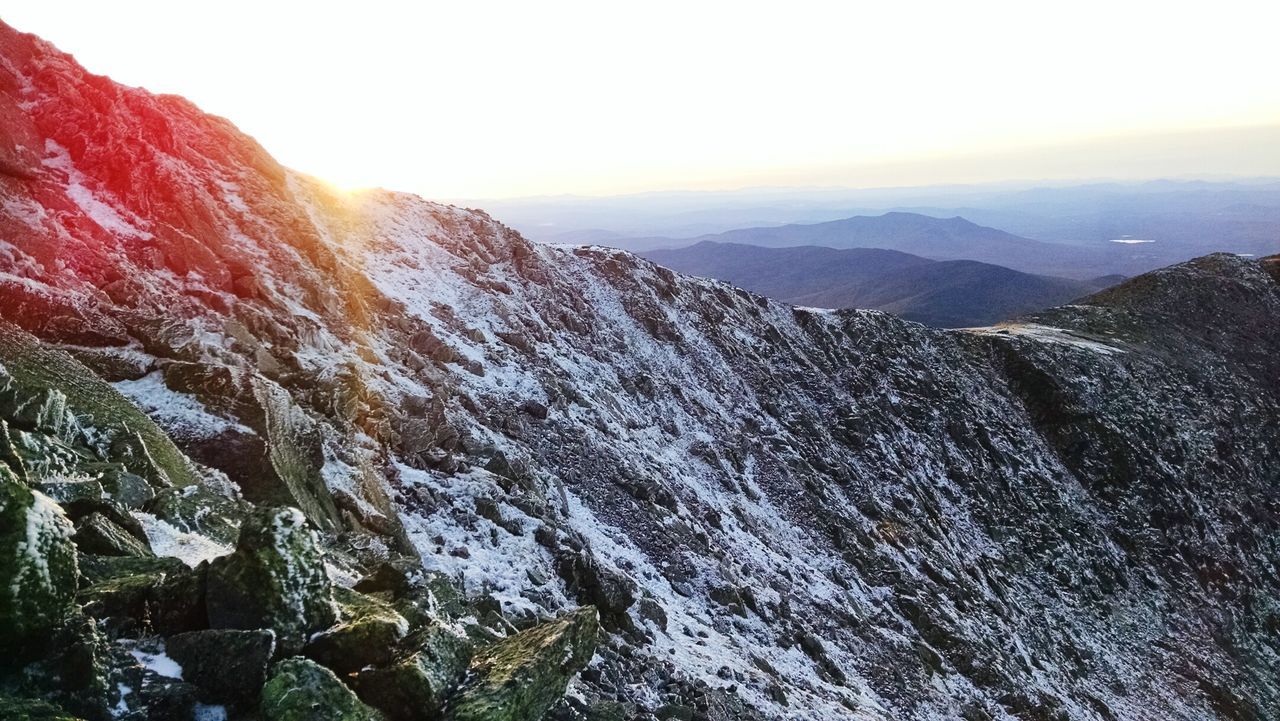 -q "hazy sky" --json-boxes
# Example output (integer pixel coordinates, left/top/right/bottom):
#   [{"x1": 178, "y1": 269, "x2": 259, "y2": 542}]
[{"x1": 6, "y1": 1, "x2": 1279, "y2": 198}]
